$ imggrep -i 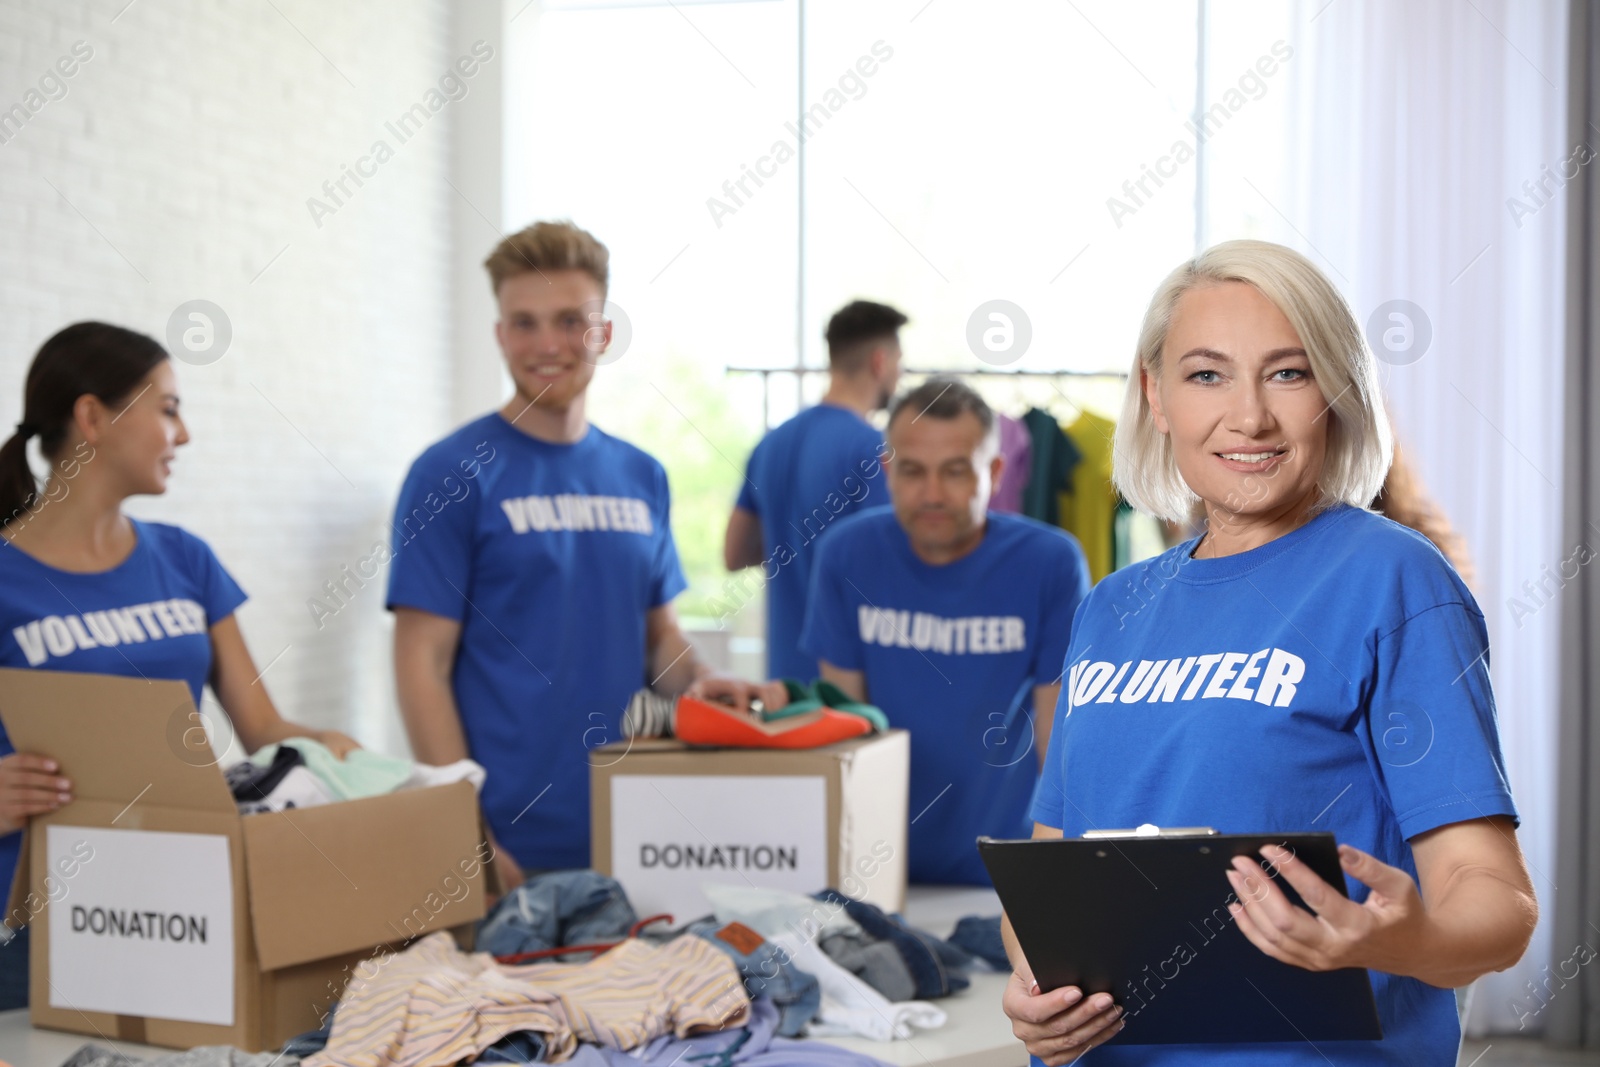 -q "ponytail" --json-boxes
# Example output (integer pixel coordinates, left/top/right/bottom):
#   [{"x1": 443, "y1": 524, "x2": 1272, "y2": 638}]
[
  {"x1": 0, "y1": 428, "x2": 38, "y2": 529},
  {"x1": 0, "y1": 322, "x2": 168, "y2": 529}
]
